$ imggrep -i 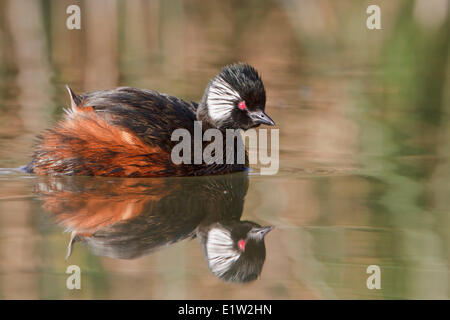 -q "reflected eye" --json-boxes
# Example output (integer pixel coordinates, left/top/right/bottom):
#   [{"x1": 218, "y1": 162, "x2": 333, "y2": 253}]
[
  {"x1": 237, "y1": 239, "x2": 246, "y2": 251},
  {"x1": 238, "y1": 101, "x2": 247, "y2": 110}
]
